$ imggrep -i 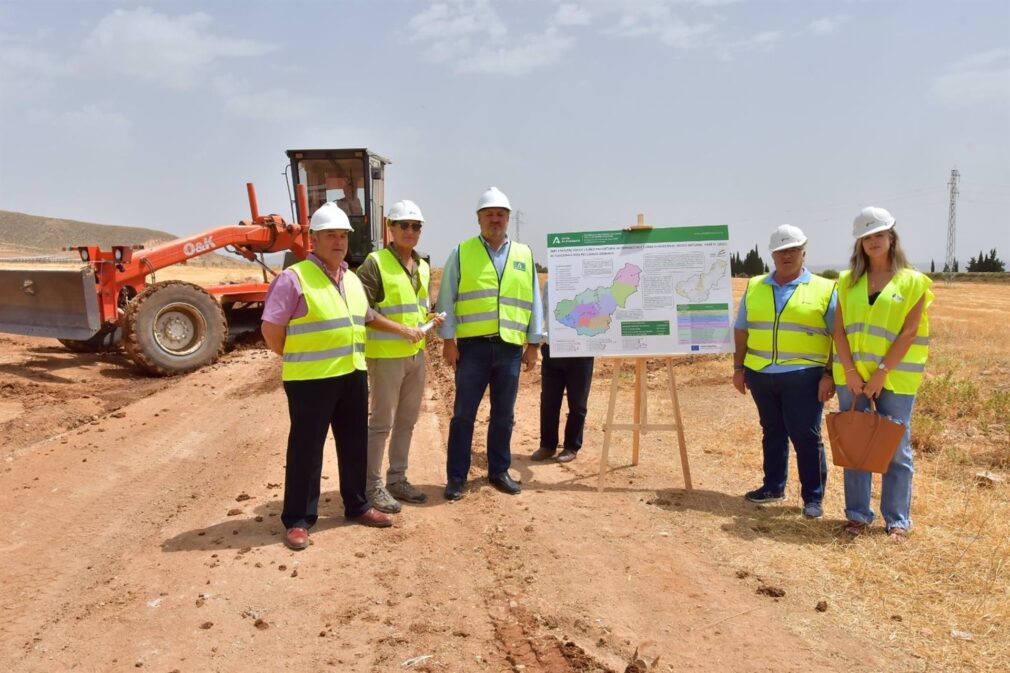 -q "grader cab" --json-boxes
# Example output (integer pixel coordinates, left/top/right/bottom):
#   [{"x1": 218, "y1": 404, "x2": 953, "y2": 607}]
[
  {"x1": 0, "y1": 148, "x2": 391, "y2": 376},
  {"x1": 286, "y1": 148, "x2": 391, "y2": 267}
]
